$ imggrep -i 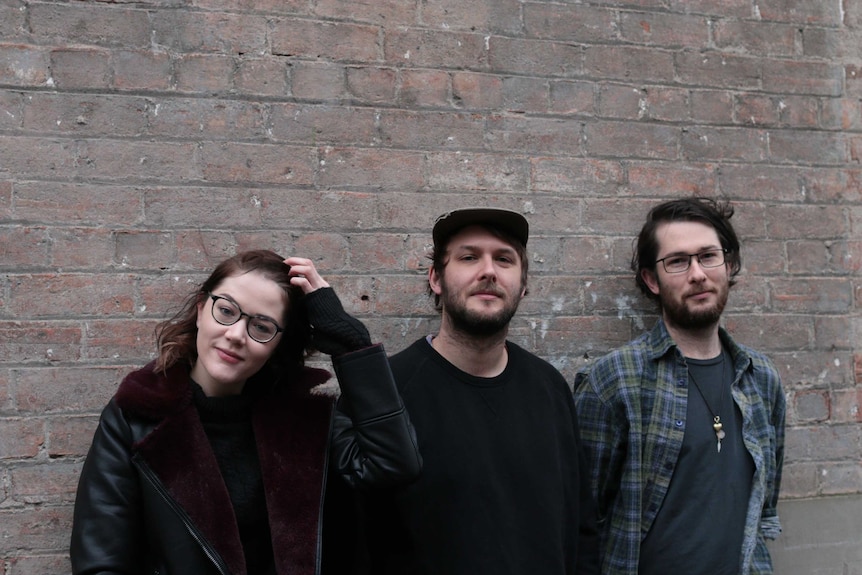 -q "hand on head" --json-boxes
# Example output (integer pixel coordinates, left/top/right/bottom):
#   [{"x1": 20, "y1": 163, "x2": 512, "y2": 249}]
[{"x1": 283, "y1": 257, "x2": 331, "y2": 294}]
